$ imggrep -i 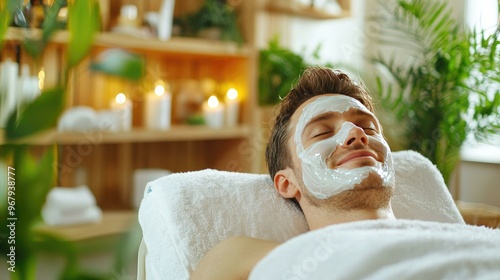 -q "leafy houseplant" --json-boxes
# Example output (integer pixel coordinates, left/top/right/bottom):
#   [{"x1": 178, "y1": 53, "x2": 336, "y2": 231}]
[
  {"x1": 371, "y1": 0, "x2": 500, "y2": 184},
  {"x1": 258, "y1": 37, "x2": 334, "y2": 106},
  {"x1": 258, "y1": 37, "x2": 308, "y2": 105},
  {"x1": 0, "y1": 0, "x2": 144, "y2": 279}
]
